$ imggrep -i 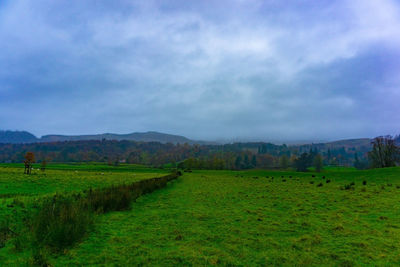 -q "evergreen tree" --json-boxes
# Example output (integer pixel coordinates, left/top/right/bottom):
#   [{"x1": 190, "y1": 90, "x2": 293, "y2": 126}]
[
  {"x1": 251, "y1": 155, "x2": 257, "y2": 168},
  {"x1": 295, "y1": 153, "x2": 310, "y2": 172},
  {"x1": 235, "y1": 155, "x2": 242, "y2": 170},
  {"x1": 243, "y1": 154, "x2": 250, "y2": 169},
  {"x1": 314, "y1": 154, "x2": 323, "y2": 172},
  {"x1": 279, "y1": 155, "x2": 289, "y2": 169}
]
